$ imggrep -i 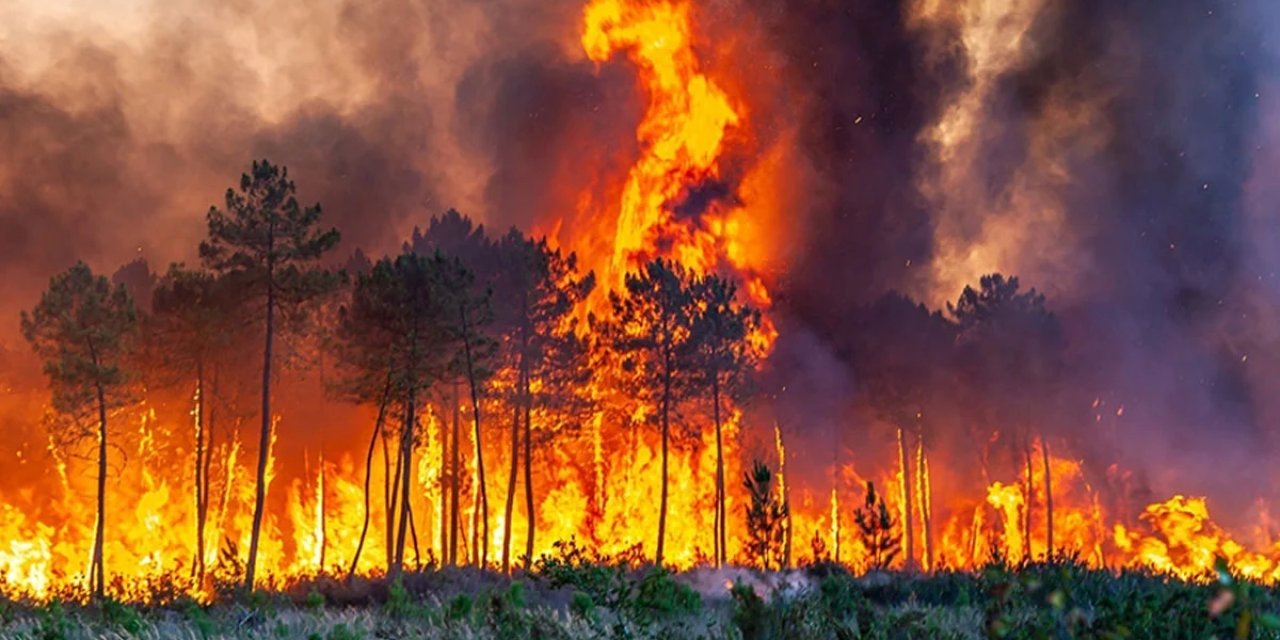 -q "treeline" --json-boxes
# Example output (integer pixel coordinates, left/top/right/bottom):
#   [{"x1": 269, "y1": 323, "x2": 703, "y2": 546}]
[
  {"x1": 20, "y1": 160, "x2": 765, "y2": 597},
  {"x1": 21, "y1": 159, "x2": 1087, "y2": 599}
]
